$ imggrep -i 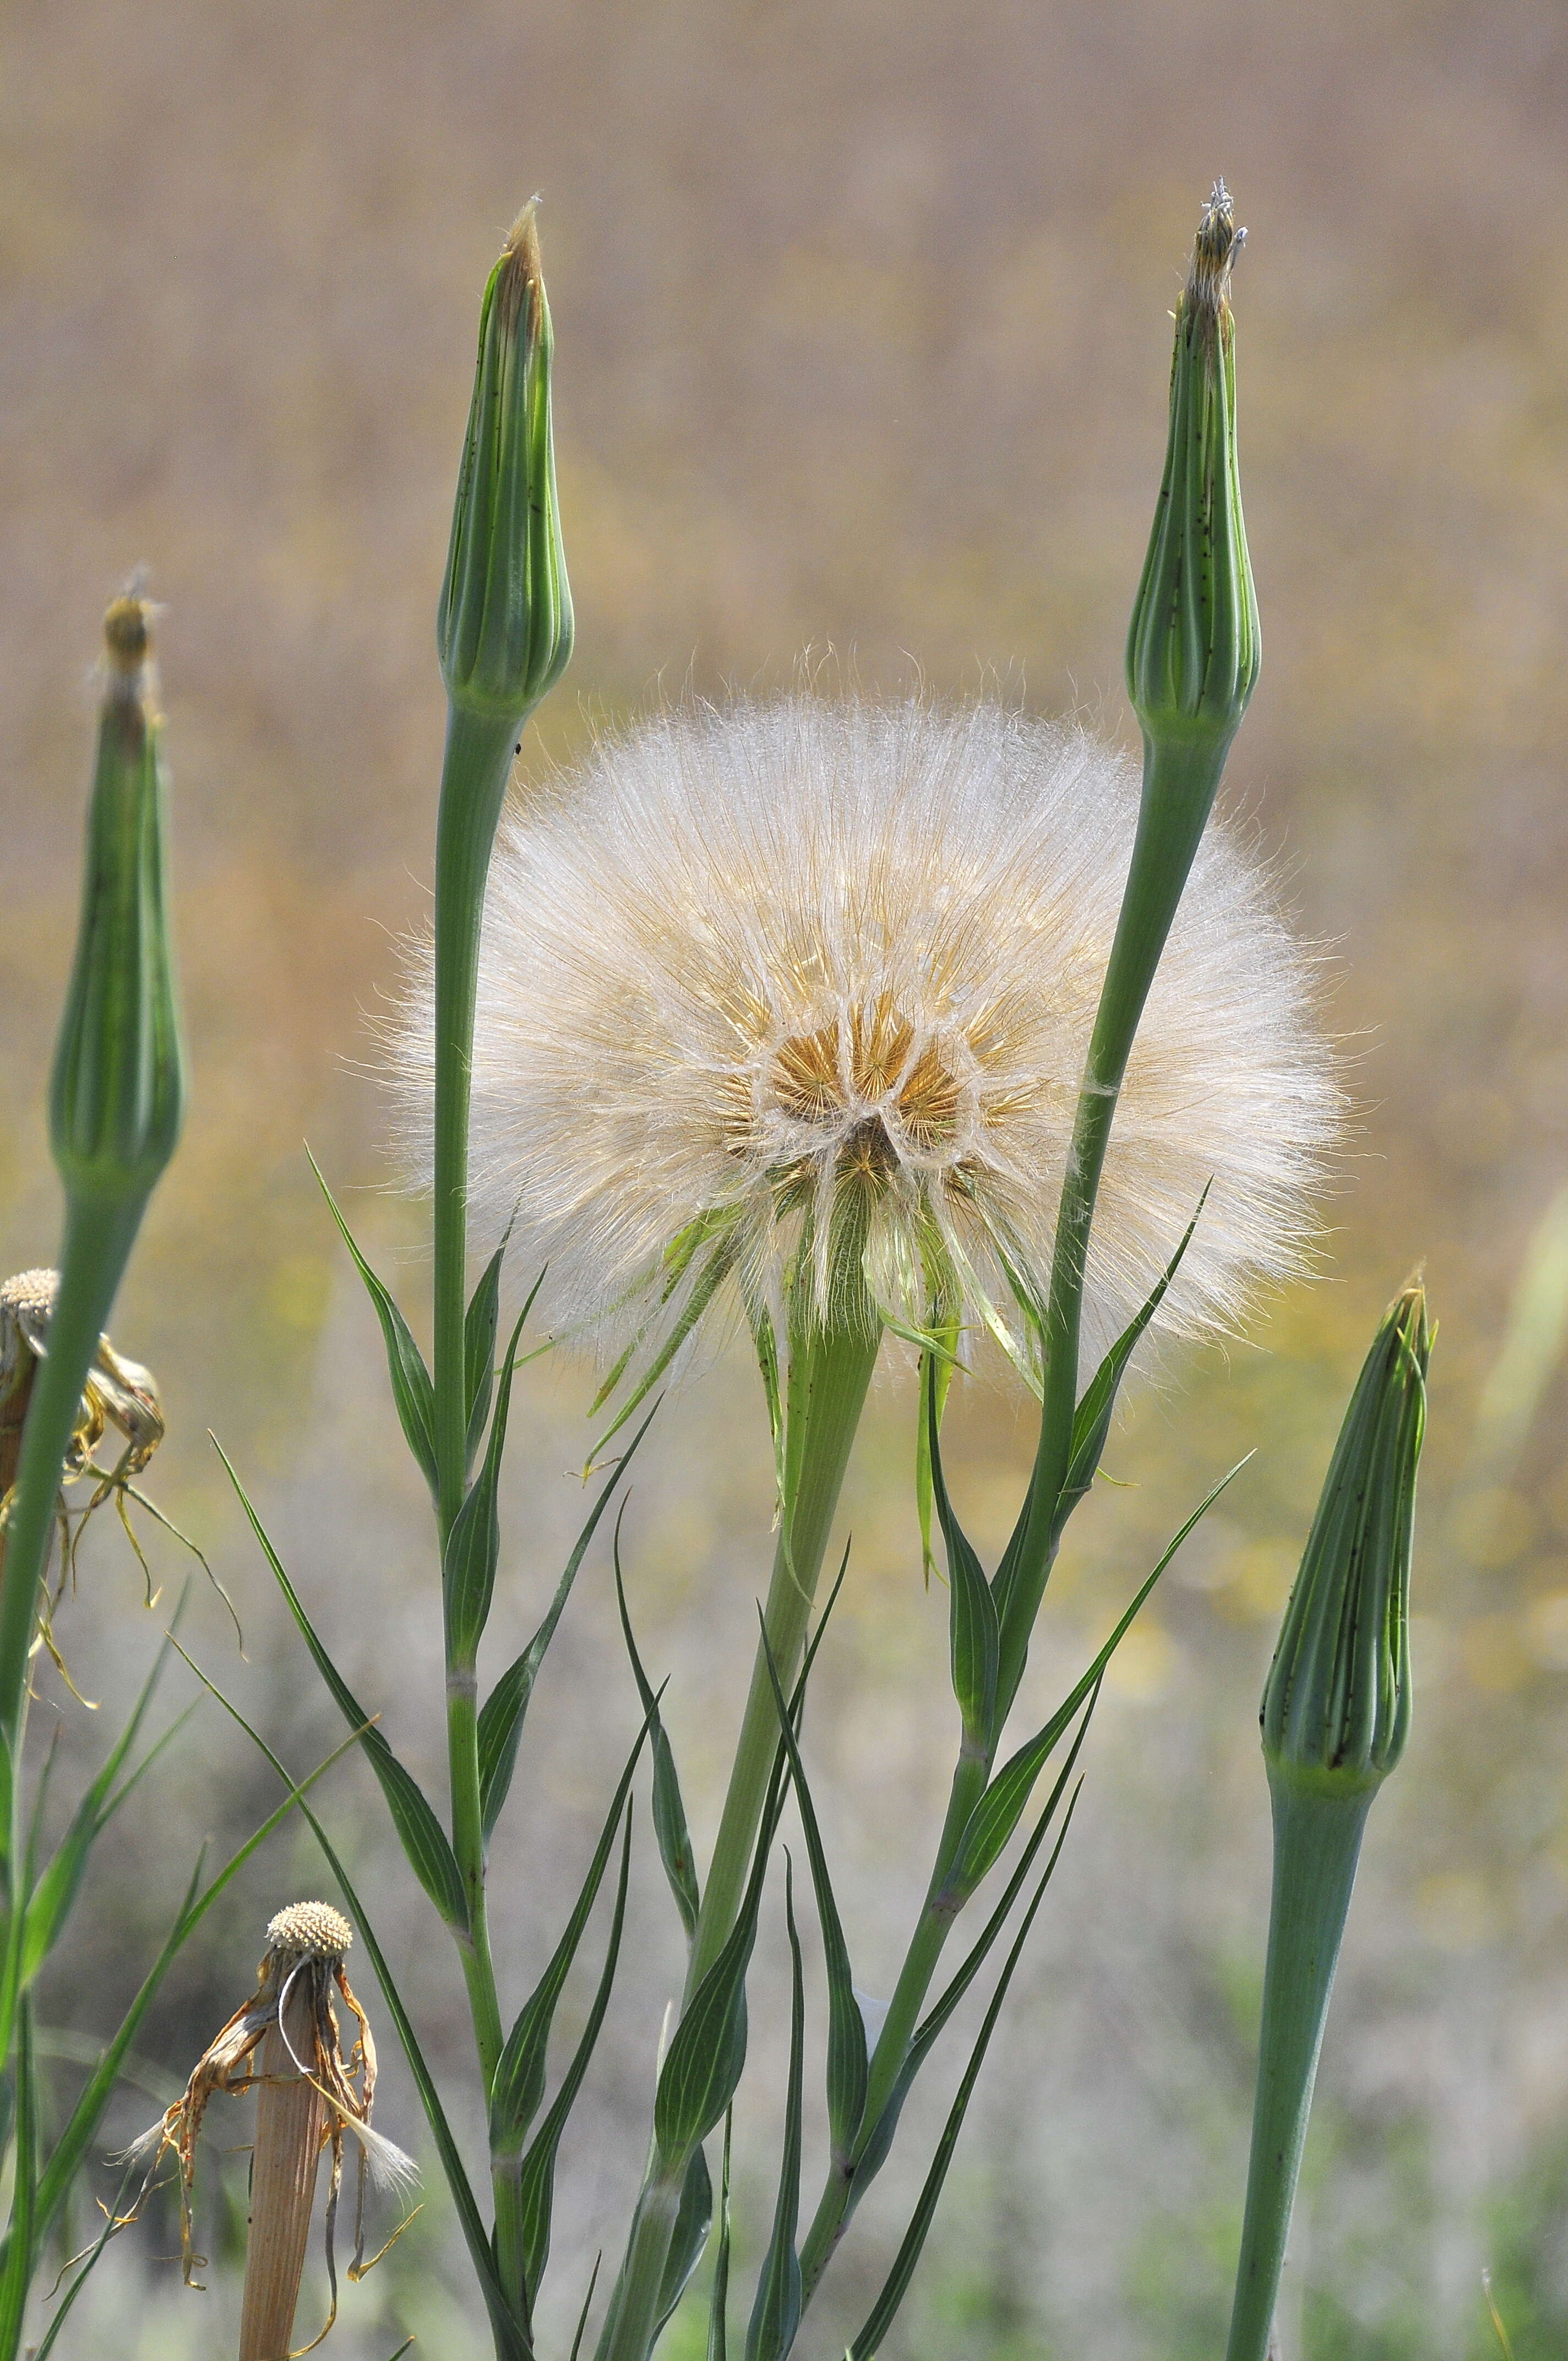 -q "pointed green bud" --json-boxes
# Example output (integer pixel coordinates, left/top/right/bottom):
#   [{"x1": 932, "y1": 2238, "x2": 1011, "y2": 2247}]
[
  {"x1": 437, "y1": 202, "x2": 574, "y2": 721},
  {"x1": 1224, "y1": 1284, "x2": 1433, "y2": 2361},
  {"x1": 1125, "y1": 179, "x2": 1259, "y2": 763},
  {"x1": 1261, "y1": 1282, "x2": 1431, "y2": 1796},
  {"x1": 50, "y1": 595, "x2": 186, "y2": 1210}
]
